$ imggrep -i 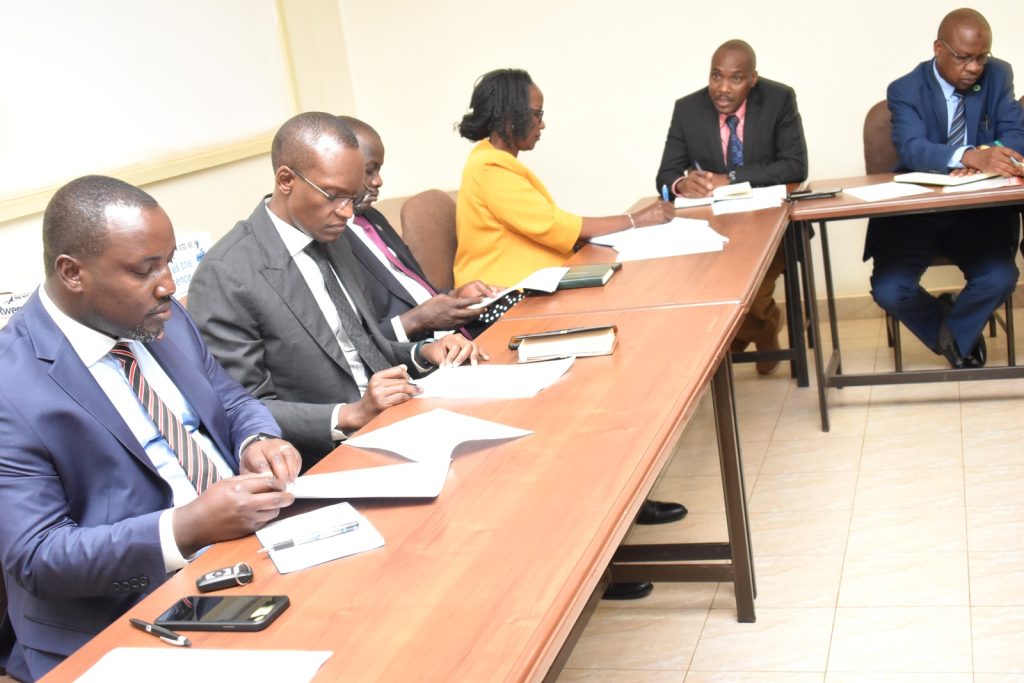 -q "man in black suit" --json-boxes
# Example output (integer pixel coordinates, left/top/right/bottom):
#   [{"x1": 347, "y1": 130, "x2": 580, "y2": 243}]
[
  {"x1": 336, "y1": 116, "x2": 497, "y2": 342},
  {"x1": 656, "y1": 39, "x2": 808, "y2": 374}
]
